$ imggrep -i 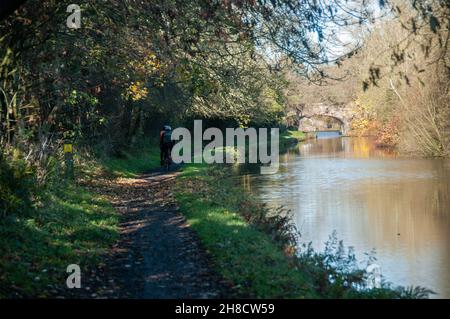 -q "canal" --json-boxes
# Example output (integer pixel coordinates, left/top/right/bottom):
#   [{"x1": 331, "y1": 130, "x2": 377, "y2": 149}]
[{"x1": 240, "y1": 131, "x2": 450, "y2": 298}]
